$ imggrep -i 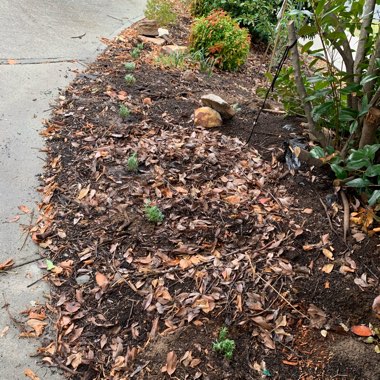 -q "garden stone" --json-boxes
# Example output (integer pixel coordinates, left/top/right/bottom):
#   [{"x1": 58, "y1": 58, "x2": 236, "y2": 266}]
[
  {"x1": 161, "y1": 45, "x2": 187, "y2": 55},
  {"x1": 135, "y1": 19, "x2": 159, "y2": 36},
  {"x1": 201, "y1": 94, "x2": 236, "y2": 120},
  {"x1": 194, "y1": 107, "x2": 222, "y2": 128},
  {"x1": 76, "y1": 274, "x2": 91, "y2": 285},
  {"x1": 138, "y1": 35, "x2": 166, "y2": 46}
]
